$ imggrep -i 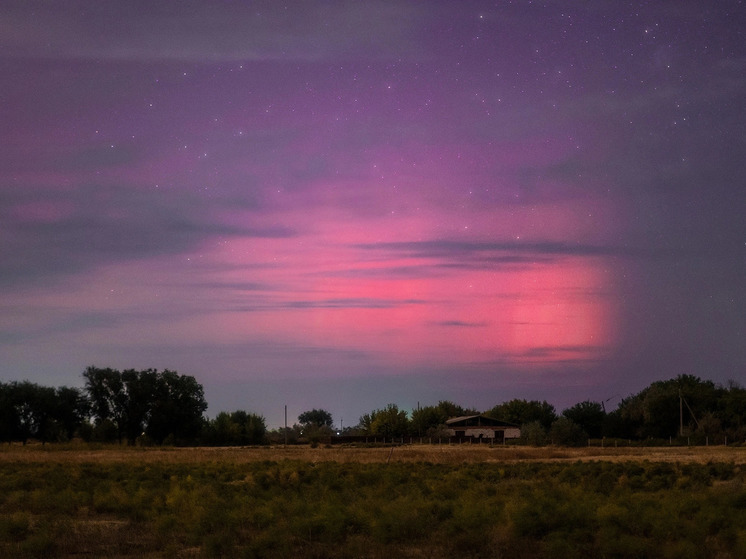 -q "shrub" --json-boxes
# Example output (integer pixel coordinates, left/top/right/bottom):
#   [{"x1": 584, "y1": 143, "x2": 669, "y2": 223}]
[
  {"x1": 550, "y1": 417, "x2": 588, "y2": 446},
  {"x1": 2, "y1": 452, "x2": 746, "y2": 558},
  {"x1": 520, "y1": 421, "x2": 549, "y2": 446}
]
